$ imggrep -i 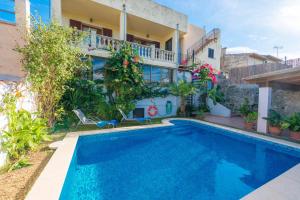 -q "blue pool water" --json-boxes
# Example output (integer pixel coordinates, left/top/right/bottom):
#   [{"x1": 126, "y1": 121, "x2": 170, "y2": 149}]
[{"x1": 60, "y1": 120, "x2": 300, "y2": 200}]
